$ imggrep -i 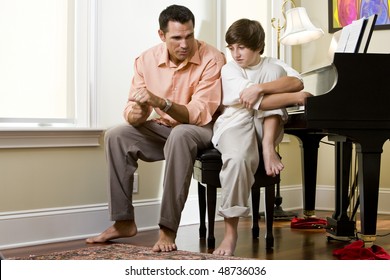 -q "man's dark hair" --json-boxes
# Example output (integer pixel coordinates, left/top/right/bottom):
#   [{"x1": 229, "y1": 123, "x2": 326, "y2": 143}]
[
  {"x1": 159, "y1": 5, "x2": 195, "y2": 33},
  {"x1": 225, "y1": 18, "x2": 265, "y2": 54}
]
